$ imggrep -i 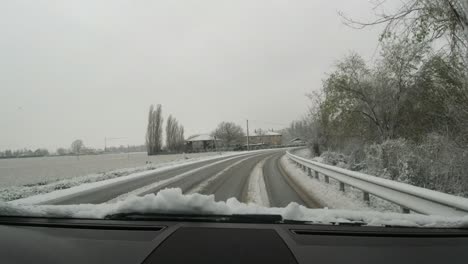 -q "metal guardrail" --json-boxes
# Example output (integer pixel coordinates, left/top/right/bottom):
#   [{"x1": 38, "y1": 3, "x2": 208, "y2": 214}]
[{"x1": 286, "y1": 151, "x2": 468, "y2": 216}]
